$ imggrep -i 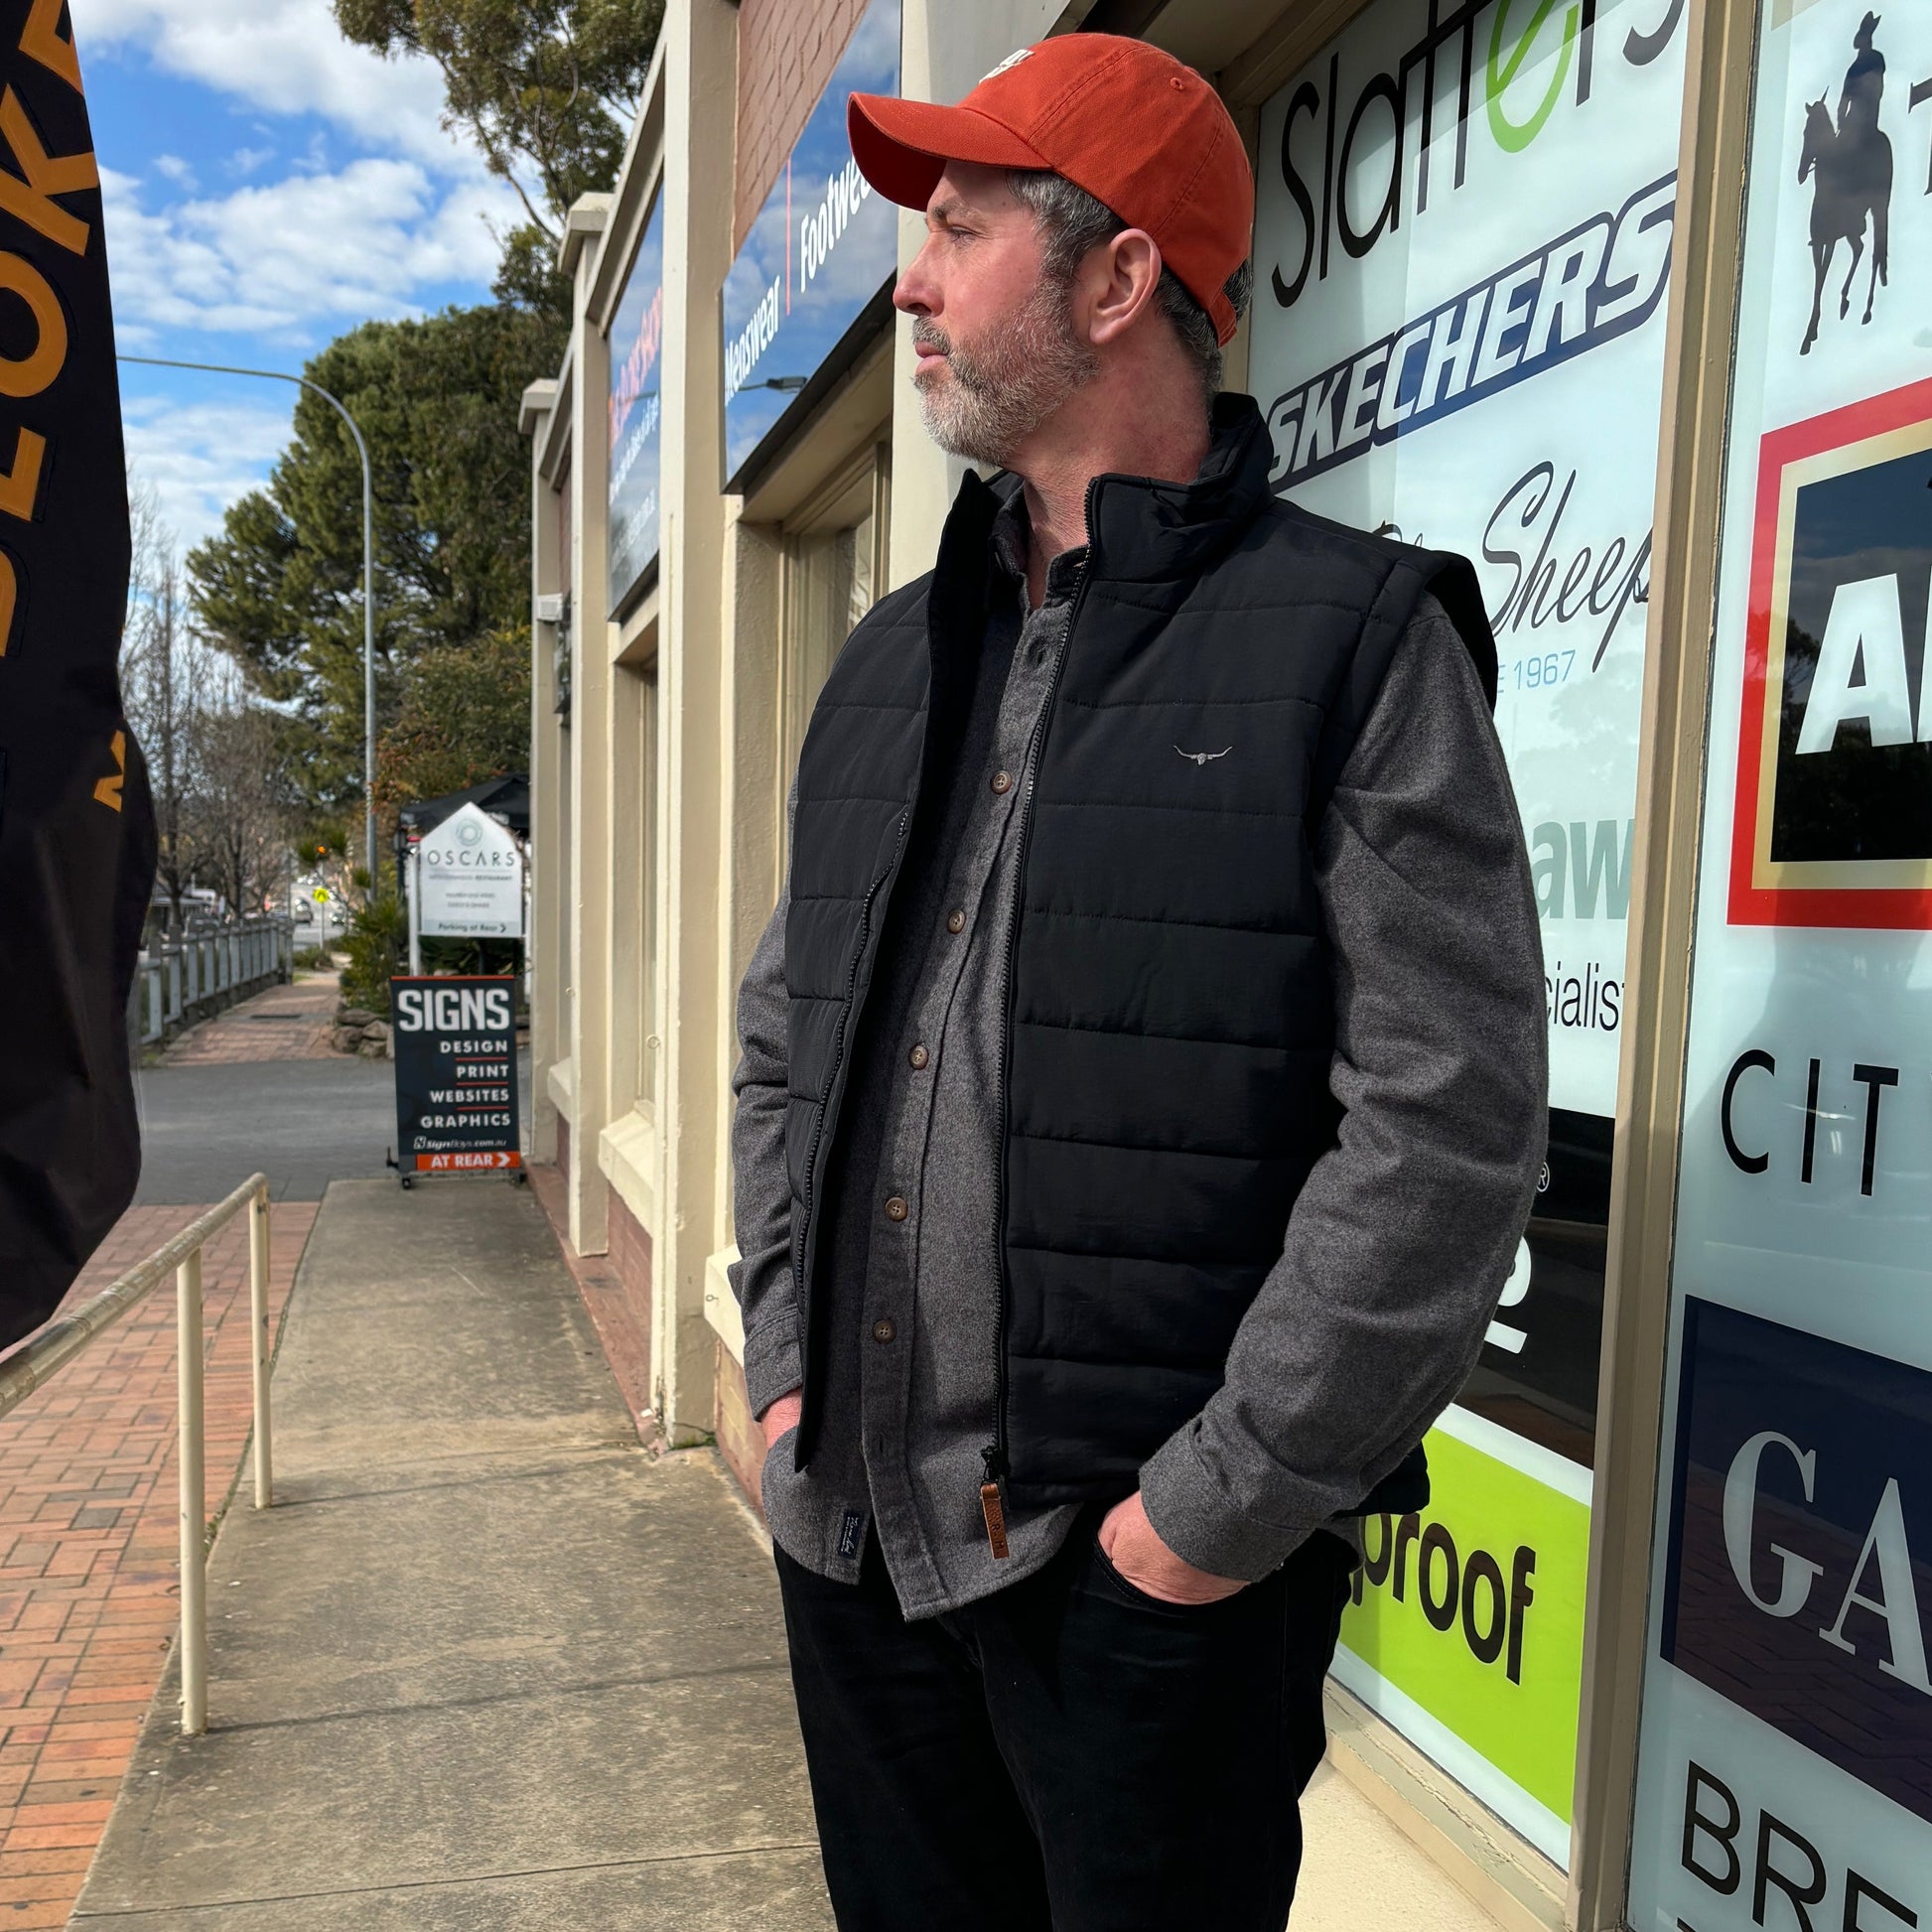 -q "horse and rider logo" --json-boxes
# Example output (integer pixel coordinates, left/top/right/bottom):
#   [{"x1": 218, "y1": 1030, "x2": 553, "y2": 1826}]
[{"x1": 1799, "y1": 11, "x2": 1895, "y2": 354}]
